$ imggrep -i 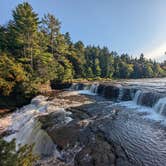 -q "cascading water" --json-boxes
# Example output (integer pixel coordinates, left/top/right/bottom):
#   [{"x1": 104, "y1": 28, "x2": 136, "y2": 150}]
[
  {"x1": 69, "y1": 81, "x2": 166, "y2": 118},
  {"x1": 4, "y1": 95, "x2": 72, "y2": 157},
  {"x1": 90, "y1": 83, "x2": 99, "y2": 93},
  {"x1": 133, "y1": 90, "x2": 142, "y2": 104},
  {"x1": 154, "y1": 97, "x2": 166, "y2": 116},
  {"x1": 130, "y1": 88, "x2": 138, "y2": 100},
  {"x1": 132, "y1": 89, "x2": 165, "y2": 108},
  {"x1": 117, "y1": 87, "x2": 124, "y2": 101},
  {"x1": 69, "y1": 83, "x2": 98, "y2": 95},
  {"x1": 70, "y1": 83, "x2": 79, "y2": 90}
]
